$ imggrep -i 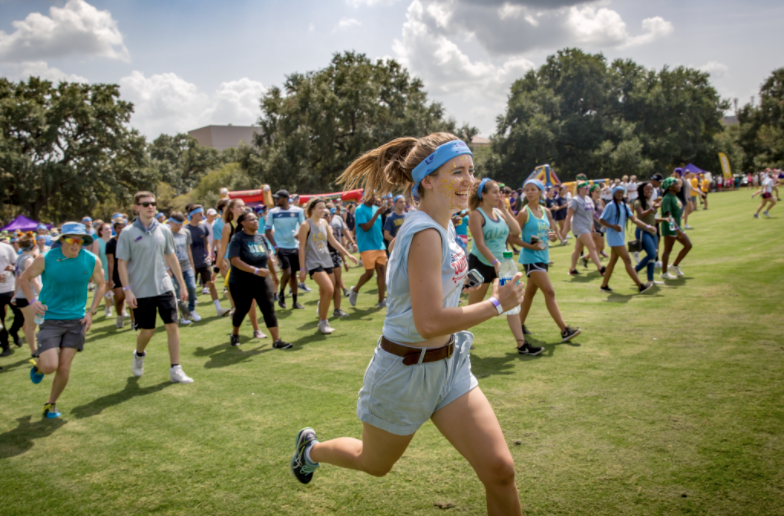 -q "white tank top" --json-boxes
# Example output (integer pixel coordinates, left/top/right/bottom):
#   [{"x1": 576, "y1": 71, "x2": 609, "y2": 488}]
[{"x1": 382, "y1": 211, "x2": 468, "y2": 343}]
